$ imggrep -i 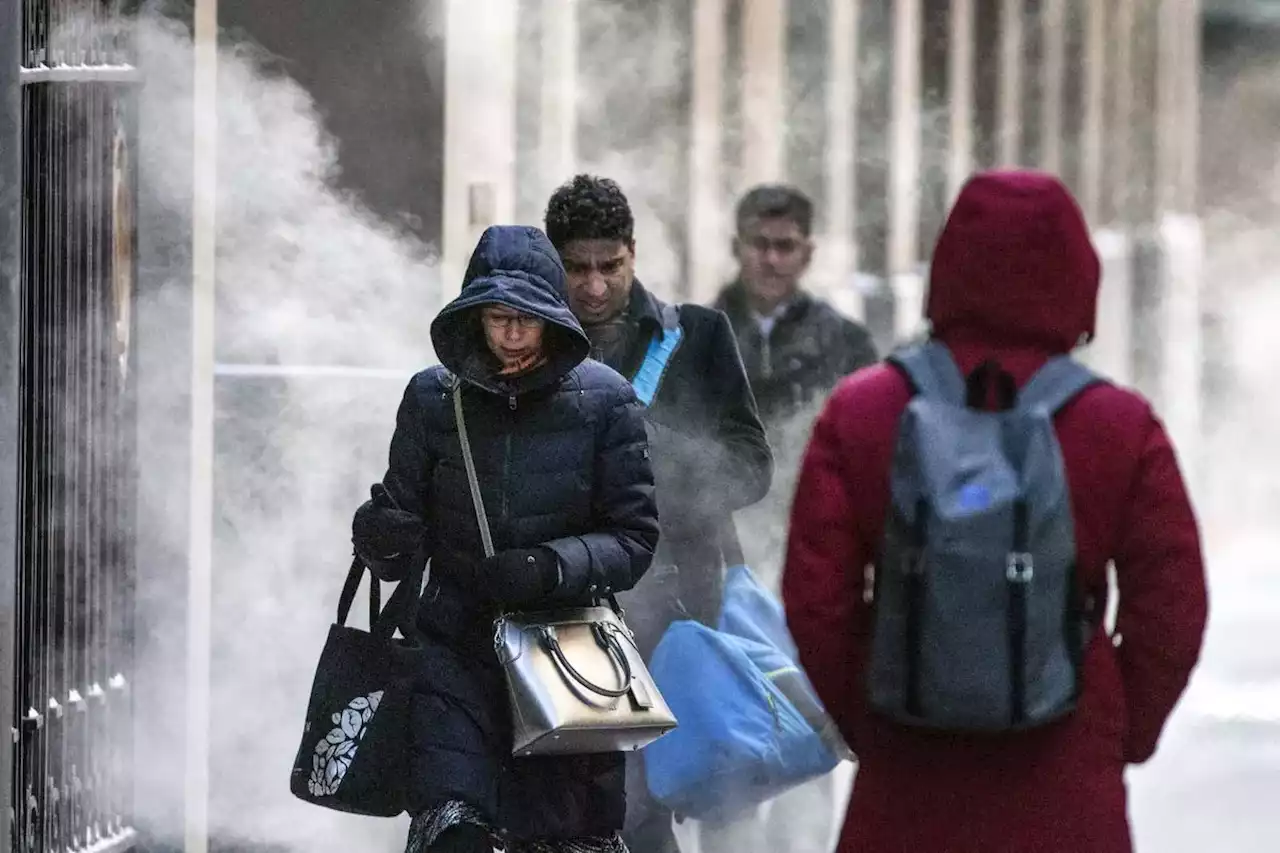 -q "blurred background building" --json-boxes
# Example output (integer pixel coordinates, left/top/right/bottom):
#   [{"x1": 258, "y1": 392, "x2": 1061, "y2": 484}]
[{"x1": 2, "y1": 2, "x2": 1275, "y2": 853}]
